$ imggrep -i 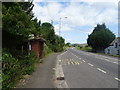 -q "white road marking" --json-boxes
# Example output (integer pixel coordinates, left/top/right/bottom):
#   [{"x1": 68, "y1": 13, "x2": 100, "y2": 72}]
[
  {"x1": 97, "y1": 68, "x2": 106, "y2": 73},
  {"x1": 83, "y1": 60, "x2": 85, "y2": 62},
  {"x1": 59, "y1": 60, "x2": 62, "y2": 62},
  {"x1": 88, "y1": 63, "x2": 94, "y2": 66},
  {"x1": 104, "y1": 59, "x2": 109, "y2": 61},
  {"x1": 114, "y1": 78, "x2": 120, "y2": 81},
  {"x1": 113, "y1": 62, "x2": 118, "y2": 64},
  {"x1": 69, "y1": 51, "x2": 79, "y2": 59}
]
